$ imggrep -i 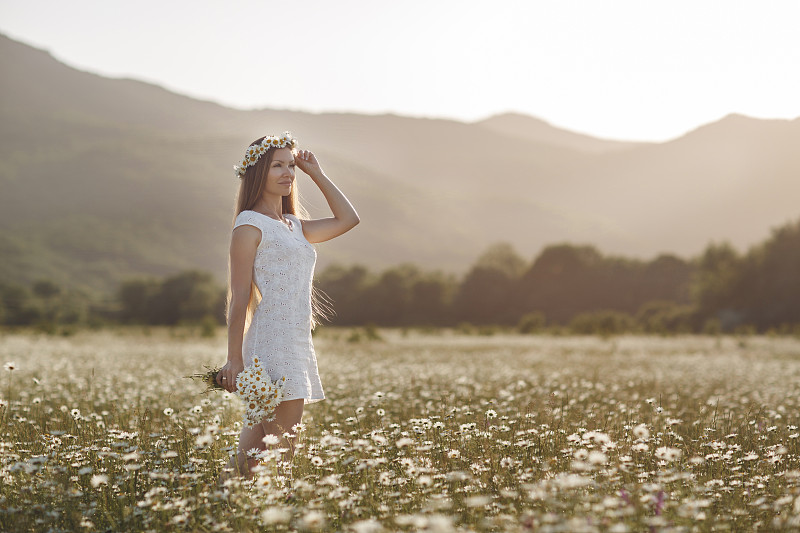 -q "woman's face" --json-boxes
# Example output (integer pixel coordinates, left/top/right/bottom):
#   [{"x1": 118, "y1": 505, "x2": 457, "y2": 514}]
[{"x1": 263, "y1": 147, "x2": 295, "y2": 197}]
